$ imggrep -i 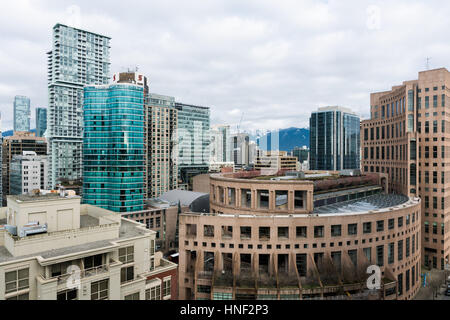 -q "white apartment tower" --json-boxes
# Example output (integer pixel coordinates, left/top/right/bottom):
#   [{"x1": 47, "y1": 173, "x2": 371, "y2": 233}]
[
  {"x1": 10, "y1": 151, "x2": 48, "y2": 195},
  {"x1": 209, "y1": 124, "x2": 231, "y2": 163},
  {"x1": 46, "y1": 23, "x2": 111, "y2": 188}
]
